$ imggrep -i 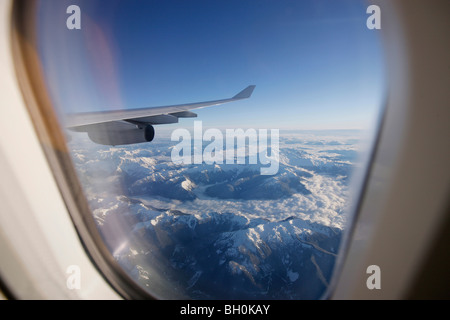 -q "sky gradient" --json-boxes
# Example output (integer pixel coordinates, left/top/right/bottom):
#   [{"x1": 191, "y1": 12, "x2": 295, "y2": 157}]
[{"x1": 38, "y1": 0, "x2": 385, "y2": 131}]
